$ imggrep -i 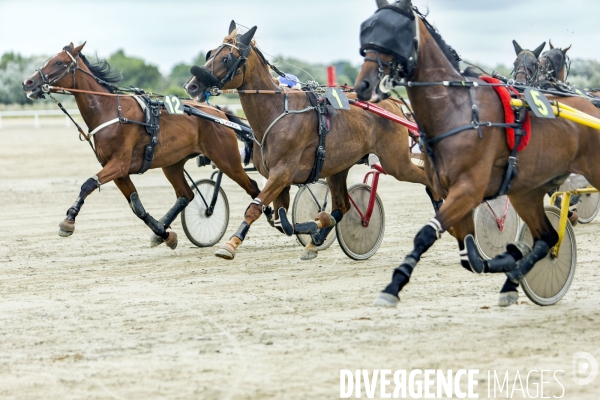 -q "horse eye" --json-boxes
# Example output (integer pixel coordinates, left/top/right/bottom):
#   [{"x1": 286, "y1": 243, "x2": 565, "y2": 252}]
[
  {"x1": 55, "y1": 61, "x2": 63, "y2": 66},
  {"x1": 222, "y1": 57, "x2": 228, "y2": 65}
]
